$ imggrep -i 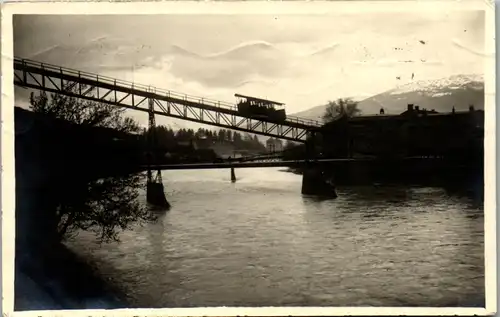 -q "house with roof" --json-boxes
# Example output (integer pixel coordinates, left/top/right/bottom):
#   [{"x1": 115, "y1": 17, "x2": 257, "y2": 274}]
[{"x1": 266, "y1": 137, "x2": 283, "y2": 153}]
